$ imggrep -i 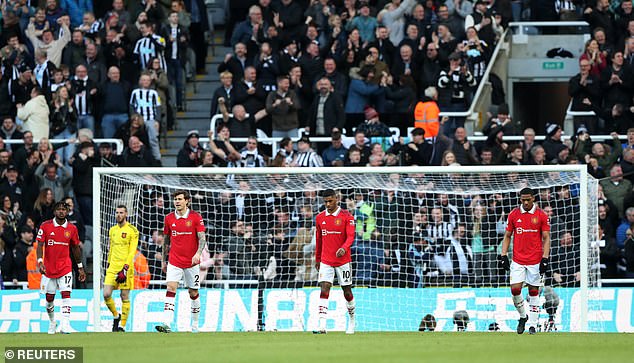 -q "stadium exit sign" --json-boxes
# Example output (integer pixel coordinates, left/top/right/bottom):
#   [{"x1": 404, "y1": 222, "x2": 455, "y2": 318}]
[{"x1": 542, "y1": 61, "x2": 564, "y2": 70}]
